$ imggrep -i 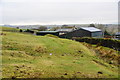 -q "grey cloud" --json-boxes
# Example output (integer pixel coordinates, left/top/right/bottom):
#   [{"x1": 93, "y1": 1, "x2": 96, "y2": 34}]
[{"x1": 2, "y1": 1, "x2": 118, "y2": 24}]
